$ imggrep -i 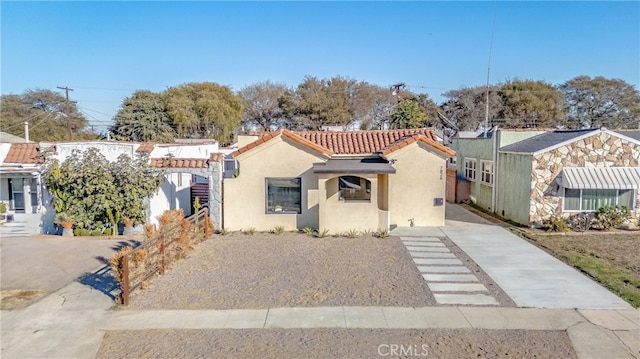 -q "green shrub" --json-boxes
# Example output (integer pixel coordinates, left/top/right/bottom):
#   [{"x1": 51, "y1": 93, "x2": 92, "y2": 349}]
[
  {"x1": 103, "y1": 228, "x2": 113, "y2": 236},
  {"x1": 374, "y1": 229, "x2": 390, "y2": 238},
  {"x1": 244, "y1": 227, "x2": 256, "y2": 235},
  {"x1": 596, "y1": 206, "x2": 631, "y2": 231},
  {"x1": 271, "y1": 226, "x2": 285, "y2": 235},
  {"x1": 0, "y1": 202, "x2": 7, "y2": 214},
  {"x1": 569, "y1": 212, "x2": 594, "y2": 232},
  {"x1": 314, "y1": 229, "x2": 330, "y2": 238},
  {"x1": 302, "y1": 227, "x2": 315, "y2": 235},
  {"x1": 91, "y1": 229, "x2": 103, "y2": 236},
  {"x1": 546, "y1": 215, "x2": 569, "y2": 232},
  {"x1": 74, "y1": 228, "x2": 91, "y2": 236},
  {"x1": 343, "y1": 229, "x2": 359, "y2": 238},
  {"x1": 217, "y1": 228, "x2": 228, "y2": 235}
]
